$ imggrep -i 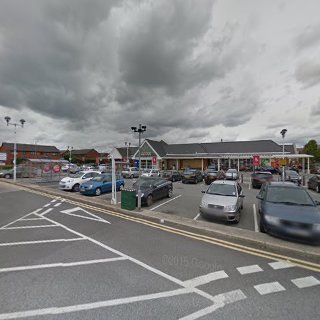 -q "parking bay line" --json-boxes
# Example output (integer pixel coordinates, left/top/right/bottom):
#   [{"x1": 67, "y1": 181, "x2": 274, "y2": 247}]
[
  {"x1": 252, "y1": 204, "x2": 259, "y2": 232},
  {"x1": 150, "y1": 195, "x2": 182, "y2": 211},
  {"x1": 0, "y1": 208, "x2": 43, "y2": 229},
  {"x1": 0, "y1": 238, "x2": 85, "y2": 247},
  {"x1": 0, "y1": 257, "x2": 127, "y2": 273},
  {"x1": 193, "y1": 213, "x2": 200, "y2": 221},
  {"x1": 3, "y1": 225, "x2": 59, "y2": 230}
]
